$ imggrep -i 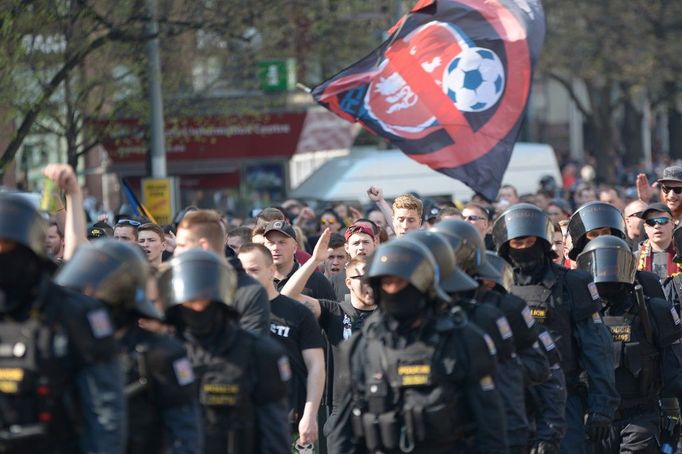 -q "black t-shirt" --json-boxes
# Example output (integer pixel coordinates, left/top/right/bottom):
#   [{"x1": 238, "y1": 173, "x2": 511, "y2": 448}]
[
  {"x1": 318, "y1": 296, "x2": 375, "y2": 409},
  {"x1": 274, "y1": 262, "x2": 337, "y2": 302},
  {"x1": 269, "y1": 294, "x2": 325, "y2": 417}
]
